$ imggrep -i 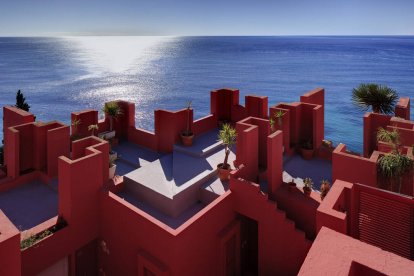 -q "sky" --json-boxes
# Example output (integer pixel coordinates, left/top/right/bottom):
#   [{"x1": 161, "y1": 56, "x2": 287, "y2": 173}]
[{"x1": 0, "y1": 0, "x2": 413, "y2": 36}]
